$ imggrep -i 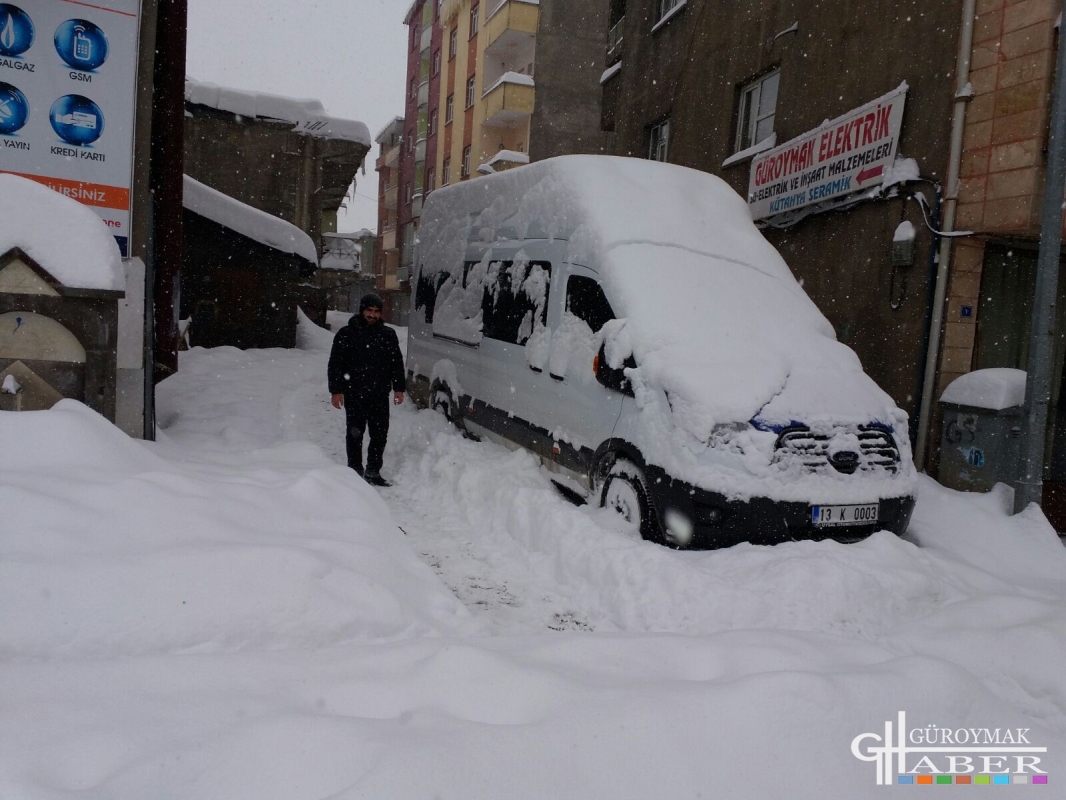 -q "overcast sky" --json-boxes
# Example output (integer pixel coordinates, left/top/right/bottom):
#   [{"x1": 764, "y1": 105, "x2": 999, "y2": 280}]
[{"x1": 186, "y1": 0, "x2": 411, "y2": 233}]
